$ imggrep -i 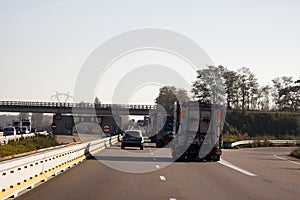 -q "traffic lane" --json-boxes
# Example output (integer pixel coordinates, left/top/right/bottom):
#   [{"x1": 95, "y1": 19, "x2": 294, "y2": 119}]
[
  {"x1": 16, "y1": 142, "x2": 175, "y2": 200},
  {"x1": 162, "y1": 157, "x2": 300, "y2": 200},
  {"x1": 17, "y1": 145, "x2": 300, "y2": 200},
  {"x1": 221, "y1": 147, "x2": 300, "y2": 194},
  {"x1": 16, "y1": 156, "x2": 182, "y2": 200},
  {"x1": 94, "y1": 141, "x2": 174, "y2": 174},
  {"x1": 17, "y1": 155, "x2": 299, "y2": 200}
]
